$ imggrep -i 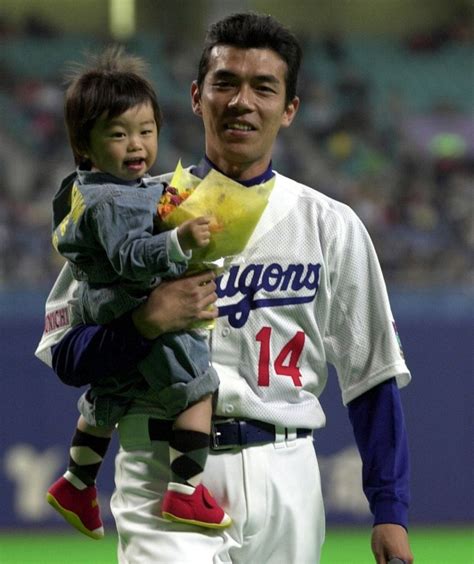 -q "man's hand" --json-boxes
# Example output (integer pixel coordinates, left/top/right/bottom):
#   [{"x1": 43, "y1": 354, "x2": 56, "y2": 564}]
[
  {"x1": 371, "y1": 524, "x2": 414, "y2": 564},
  {"x1": 132, "y1": 271, "x2": 218, "y2": 339}
]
